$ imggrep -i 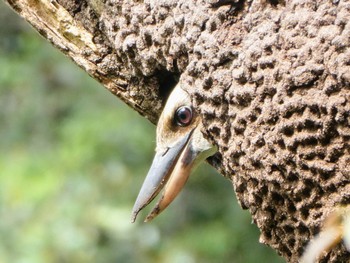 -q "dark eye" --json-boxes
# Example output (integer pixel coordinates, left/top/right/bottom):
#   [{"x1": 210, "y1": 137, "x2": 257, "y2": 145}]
[{"x1": 175, "y1": 106, "x2": 193, "y2": 127}]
